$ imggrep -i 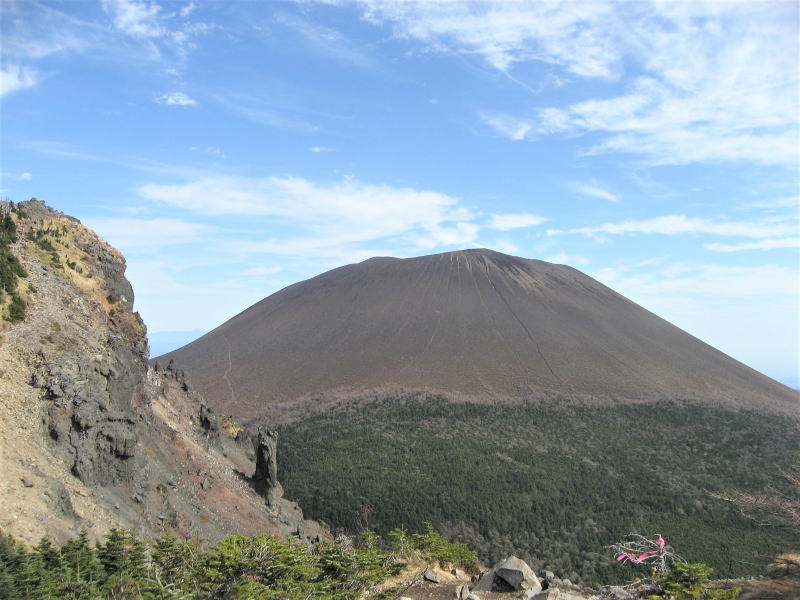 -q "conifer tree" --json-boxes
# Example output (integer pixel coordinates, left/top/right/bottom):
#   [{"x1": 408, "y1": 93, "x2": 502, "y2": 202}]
[
  {"x1": 60, "y1": 530, "x2": 102, "y2": 599},
  {"x1": 97, "y1": 529, "x2": 147, "y2": 598}
]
